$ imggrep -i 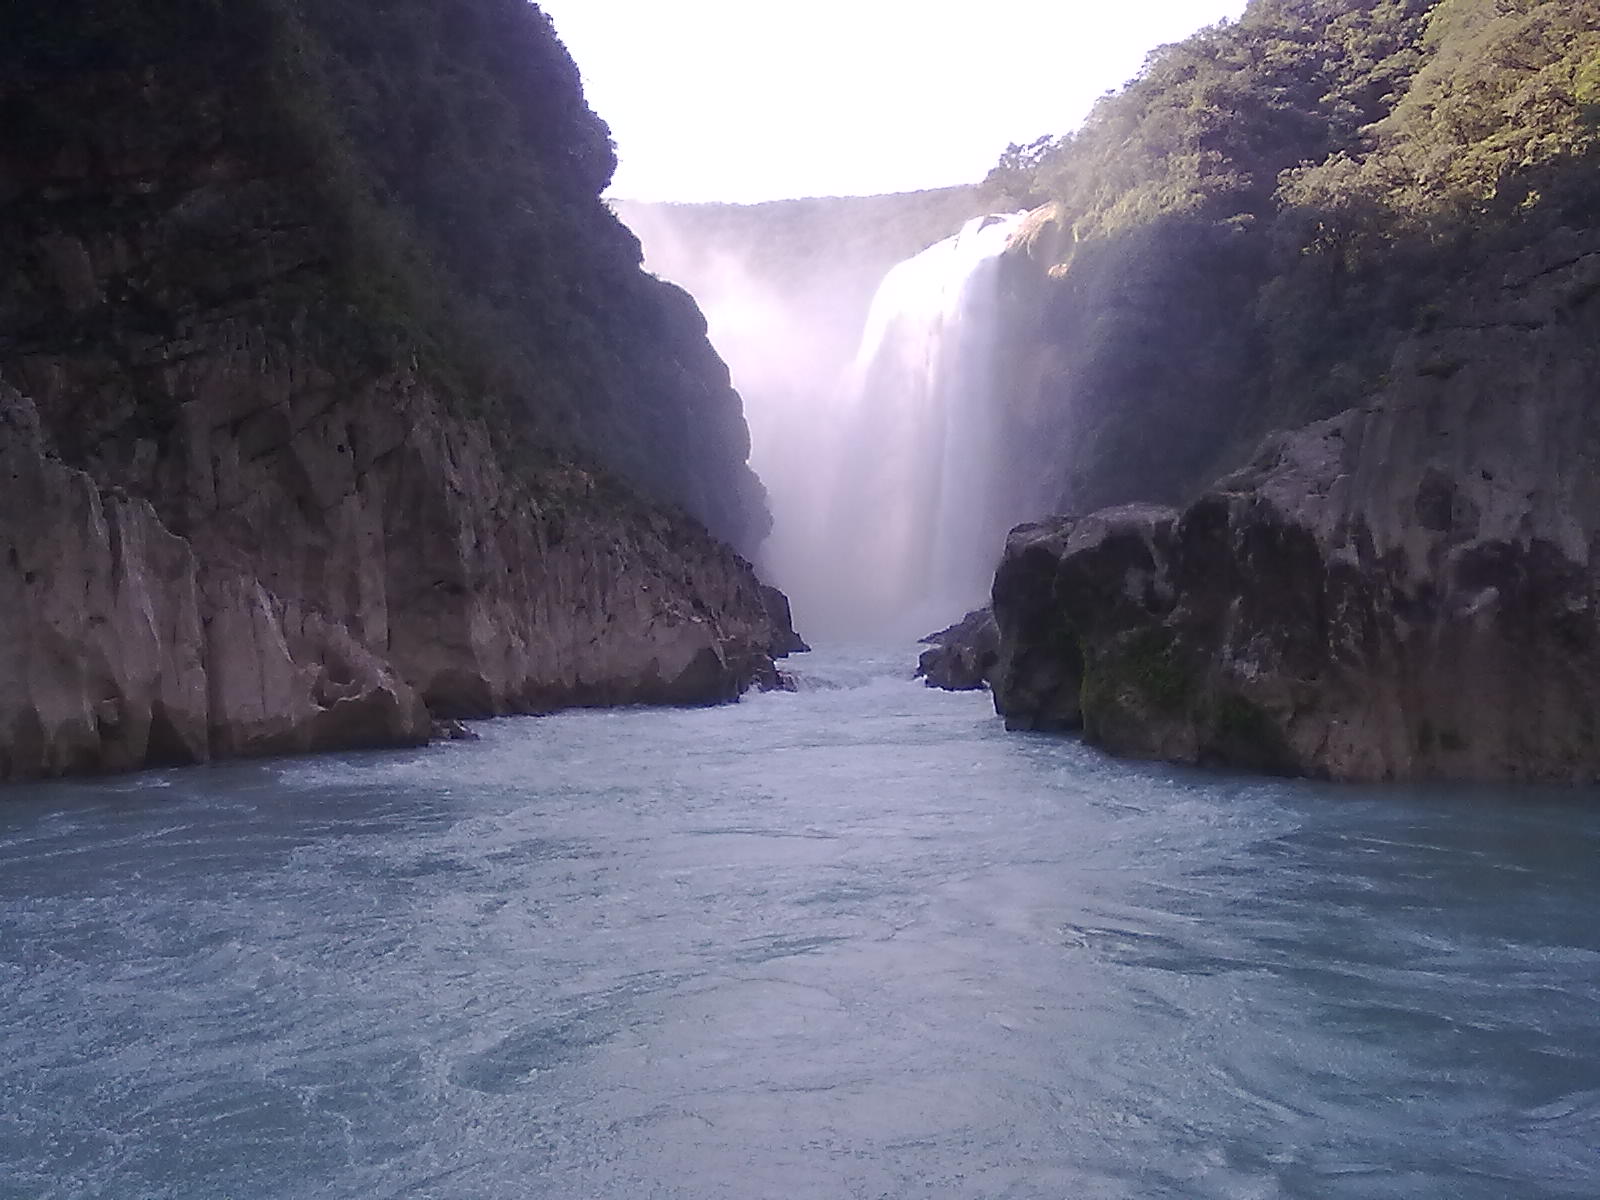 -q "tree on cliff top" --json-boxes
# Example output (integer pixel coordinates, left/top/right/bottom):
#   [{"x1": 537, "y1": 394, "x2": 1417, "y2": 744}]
[
  {"x1": 1280, "y1": 0, "x2": 1600, "y2": 248},
  {"x1": 0, "y1": 0, "x2": 770, "y2": 551},
  {"x1": 977, "y1": 0, "x2": 1600, "y2": 519},
  {"x1": 987, "y1": 0, "x2": 1435, "y2": 236},
  {"x1": 988, "y1": 0, "x2": 1598, "y2": 250}
]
